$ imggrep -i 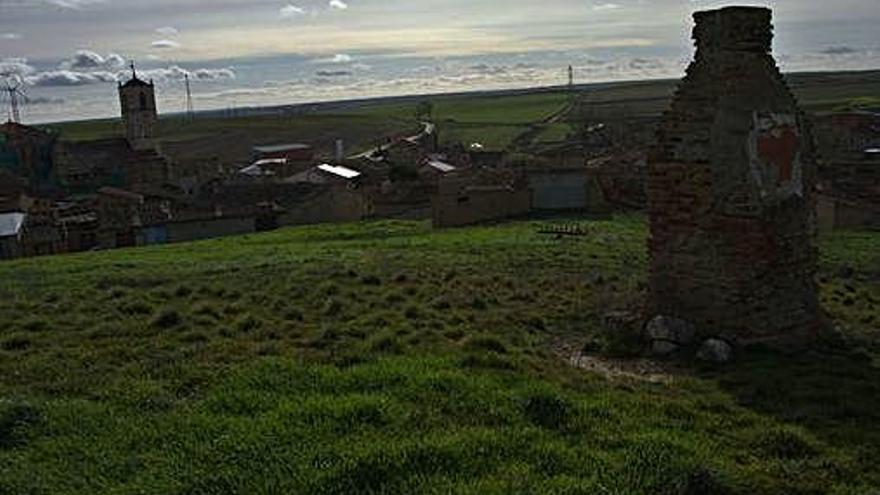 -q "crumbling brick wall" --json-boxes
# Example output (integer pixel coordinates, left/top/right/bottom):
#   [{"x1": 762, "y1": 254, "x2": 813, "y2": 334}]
[{"x1": 647, "y1": 7, "x2": 820, "y2": 341}]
